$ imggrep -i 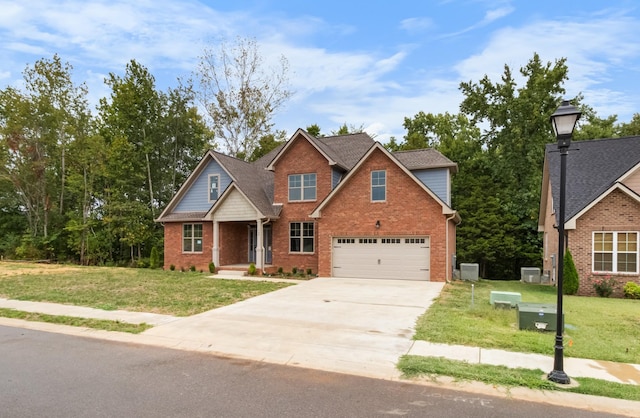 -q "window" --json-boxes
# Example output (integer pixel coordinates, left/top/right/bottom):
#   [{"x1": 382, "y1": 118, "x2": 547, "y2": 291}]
[
  {"x1": 371, "y1": 170, "x2": 386, "y2": 201},
  {"x1": 183, "y1": 224, "x2": 203, "y2": 252},
  {"x1": 593, "y1": 232, "x2": 638, "y2": 273},
  {"x1": 209, "y1": 175, "x2": 220, "y2": 202},
  {"x1": 290, "y1": 222, "x2": 314, "y2": 253},
  {"x1": 289, "y1": 173, "x2": 316, "y2": 201}
]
